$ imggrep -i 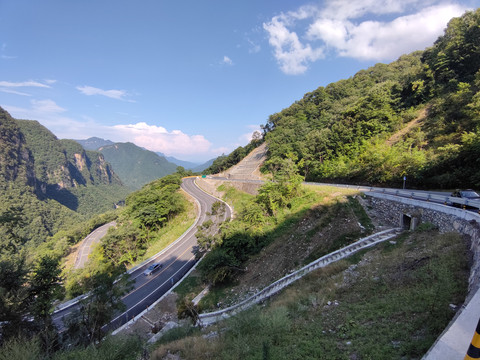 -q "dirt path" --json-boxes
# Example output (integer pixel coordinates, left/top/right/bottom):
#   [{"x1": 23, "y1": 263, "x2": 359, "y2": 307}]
[{"x1": 385, "y1": 108, "x2": 427, "y2": 146}]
